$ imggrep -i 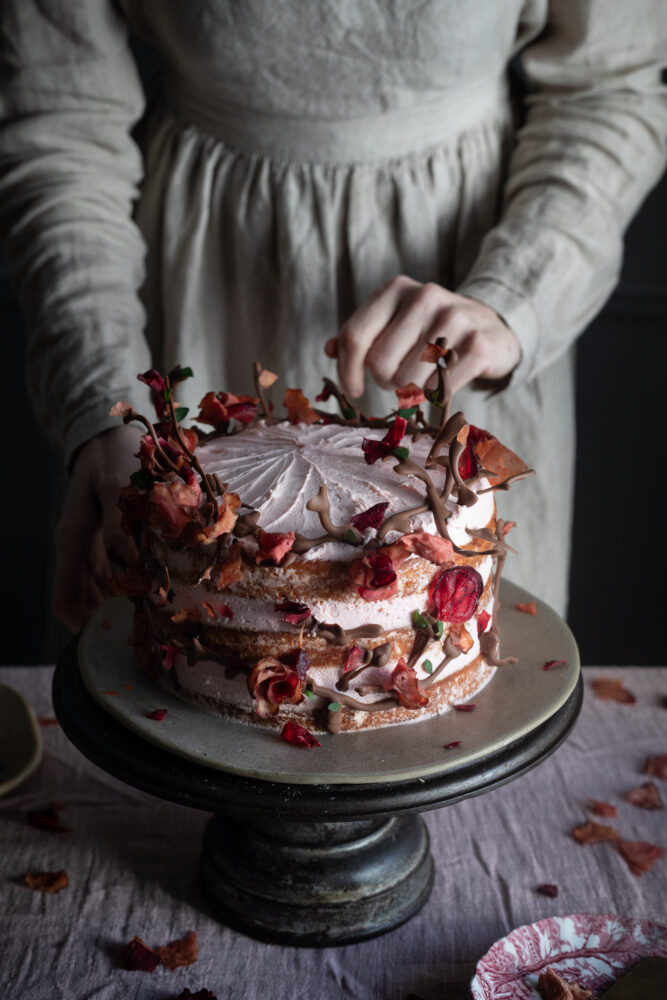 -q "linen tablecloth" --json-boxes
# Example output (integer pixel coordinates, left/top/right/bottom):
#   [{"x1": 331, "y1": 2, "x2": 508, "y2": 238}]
[{"x1": 1, "y1": 665, "x2": 665, "y2": 999}]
